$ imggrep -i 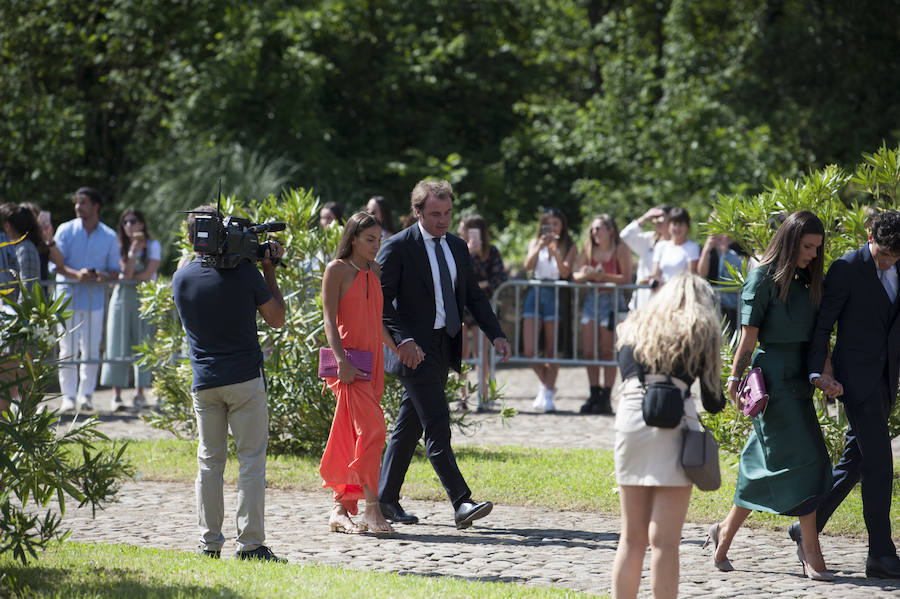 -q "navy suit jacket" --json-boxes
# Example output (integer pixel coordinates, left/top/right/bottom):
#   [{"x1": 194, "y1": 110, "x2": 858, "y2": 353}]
[
  {"x1": 808, "y1": 245, "x2": 900, "y2": 406},
  {"x1": 377, "y1": 224, "x2": 506, "y2": 376}
]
